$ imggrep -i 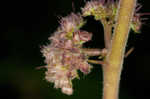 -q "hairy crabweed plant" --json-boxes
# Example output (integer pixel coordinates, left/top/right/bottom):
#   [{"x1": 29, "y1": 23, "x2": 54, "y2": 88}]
[{"x1": 39, "y1": 0, "x2": 149, "y2": 98}]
